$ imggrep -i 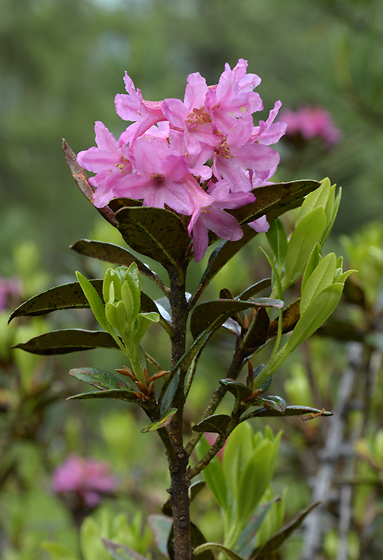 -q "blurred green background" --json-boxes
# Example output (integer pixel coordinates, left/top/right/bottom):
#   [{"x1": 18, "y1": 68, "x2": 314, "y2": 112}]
[{"x1": 1, "y1": 0, "x2": 383, "y2": 275}]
